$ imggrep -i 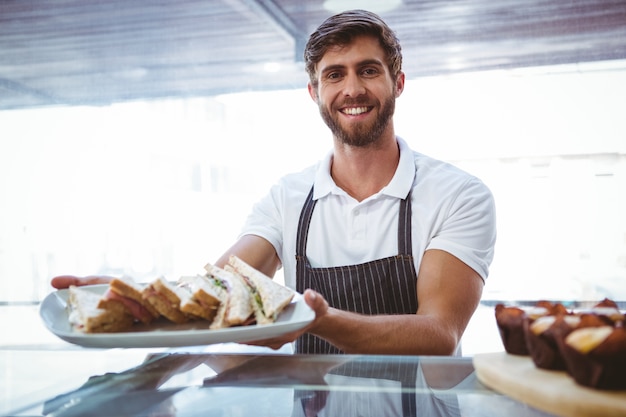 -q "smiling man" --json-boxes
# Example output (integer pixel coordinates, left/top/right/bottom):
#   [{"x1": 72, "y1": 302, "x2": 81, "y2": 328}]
[
  {"x1": 52, "y1": 10, "x2": 497, "y2": 356},
  {"x1": 211, "y1": 10, "x2": 497, "y2": 355}
]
